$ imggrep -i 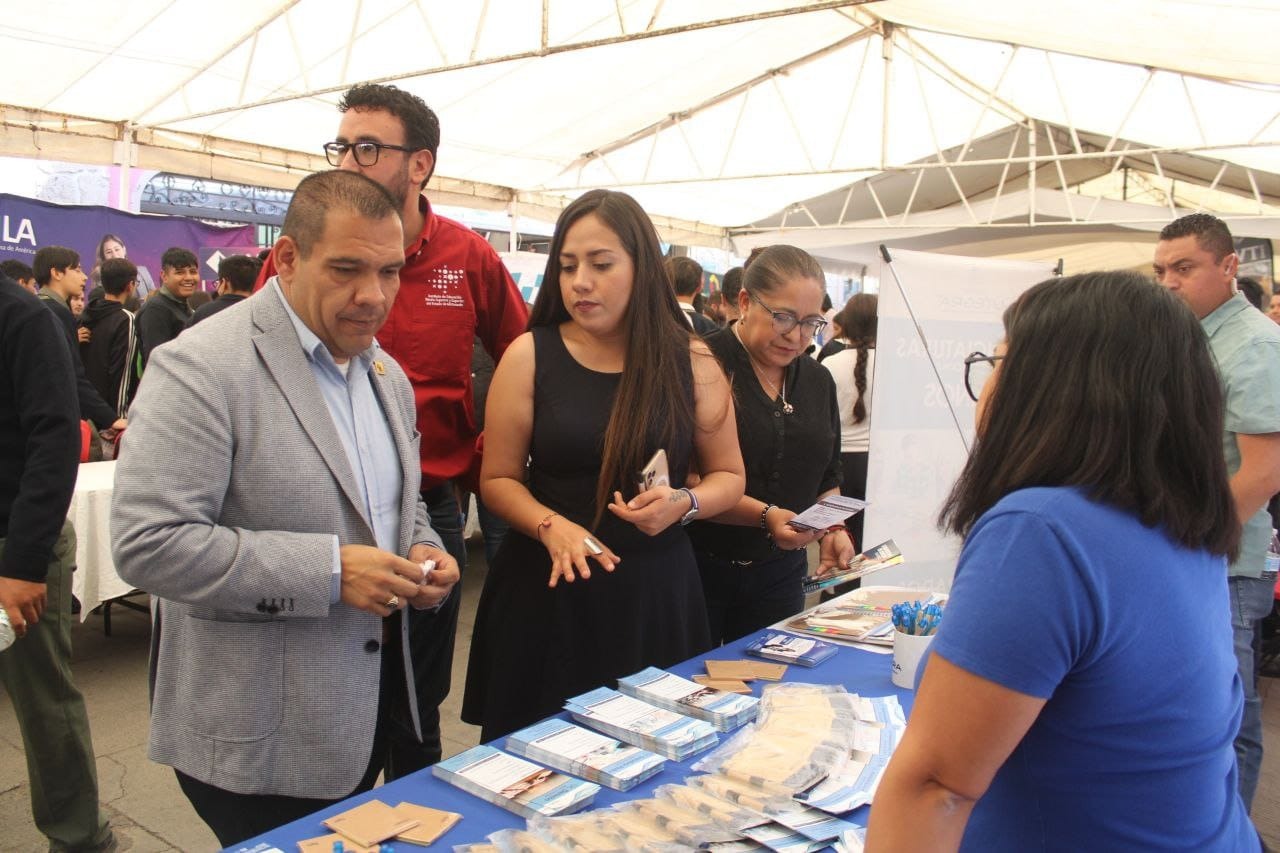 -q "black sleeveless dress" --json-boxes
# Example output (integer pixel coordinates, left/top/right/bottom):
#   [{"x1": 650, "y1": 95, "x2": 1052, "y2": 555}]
[{"x1": 461, "y1": 326, "x2": 712, "y2": 742}]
